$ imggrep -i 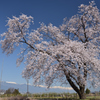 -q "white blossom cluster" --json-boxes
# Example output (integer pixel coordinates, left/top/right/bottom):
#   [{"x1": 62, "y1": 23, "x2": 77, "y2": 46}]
[{"x1": 1, "y1": 1, "x2": 100, "y2": 91}]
